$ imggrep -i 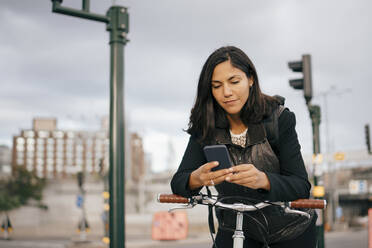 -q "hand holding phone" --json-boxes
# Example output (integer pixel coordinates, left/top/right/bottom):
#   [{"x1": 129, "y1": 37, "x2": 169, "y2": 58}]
[{"x1": 203, "y1": 145, "x2": 233, "y2": 171}]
